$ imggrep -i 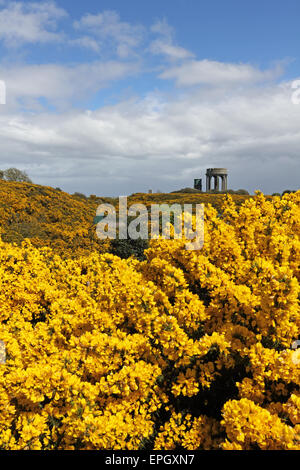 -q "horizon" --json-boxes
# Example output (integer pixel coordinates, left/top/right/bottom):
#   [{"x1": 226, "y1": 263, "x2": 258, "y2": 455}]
[
  {"x1": 1, "y1": 173, "x2": 296, "y2": 197},
  {"x1": 0, "y1": 0, "x2": 300, "y2": 196}
]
